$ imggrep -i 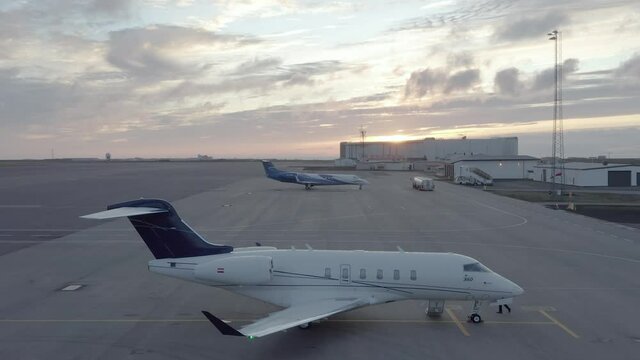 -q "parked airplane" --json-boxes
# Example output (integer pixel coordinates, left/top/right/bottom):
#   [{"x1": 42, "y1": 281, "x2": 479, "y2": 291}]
[
  {"x1": 261, "y1": 160, "x2": 369, "y2": 190},
  {"x1": 82, "y1": 199, "x2": 524, "y2": 338}
]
